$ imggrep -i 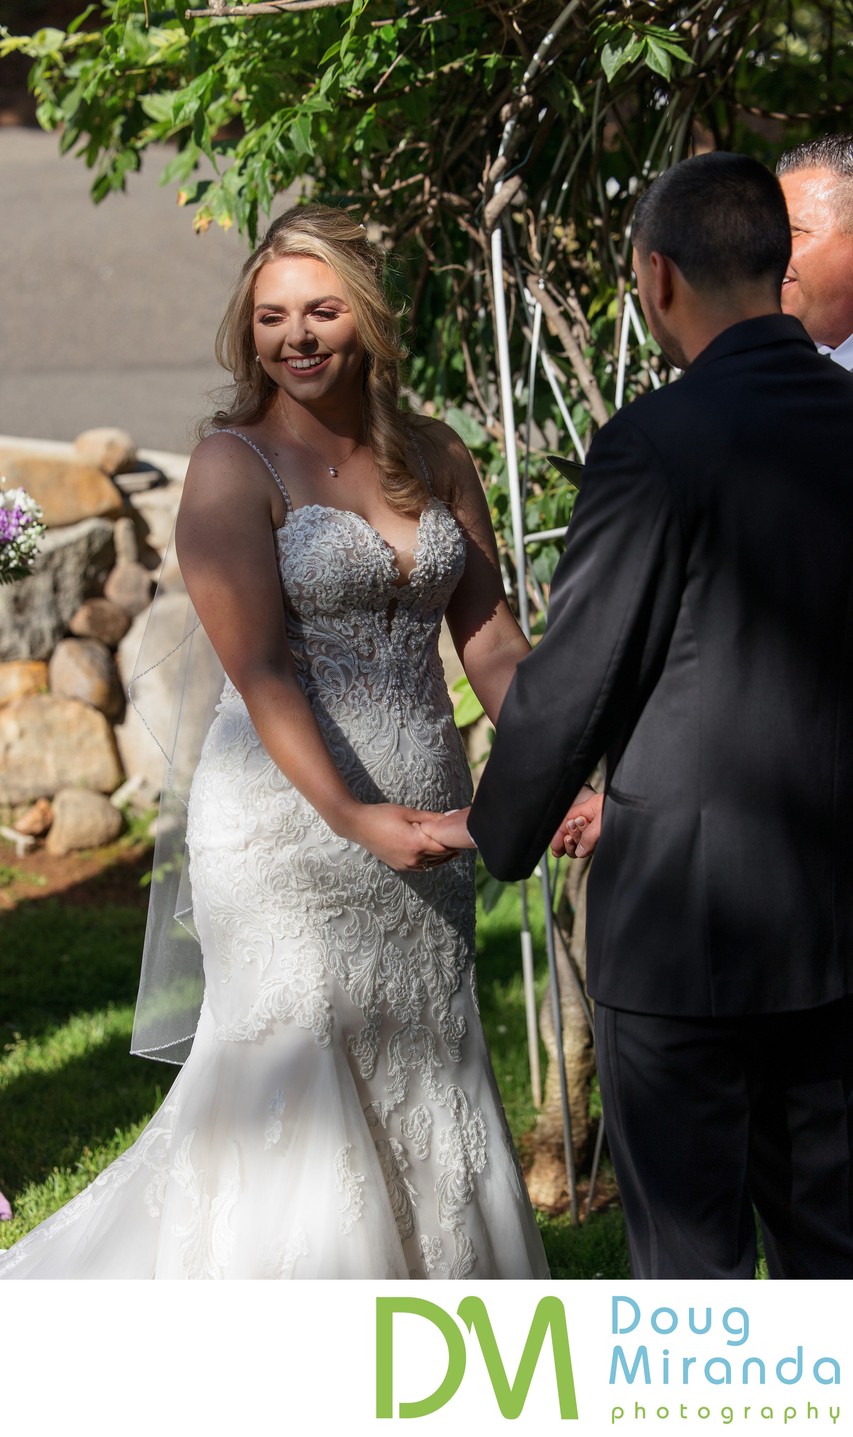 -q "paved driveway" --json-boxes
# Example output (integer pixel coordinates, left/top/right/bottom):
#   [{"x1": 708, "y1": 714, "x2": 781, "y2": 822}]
[{"x1": 0, "y1": 127, "x2": 252, "y2": 454}]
